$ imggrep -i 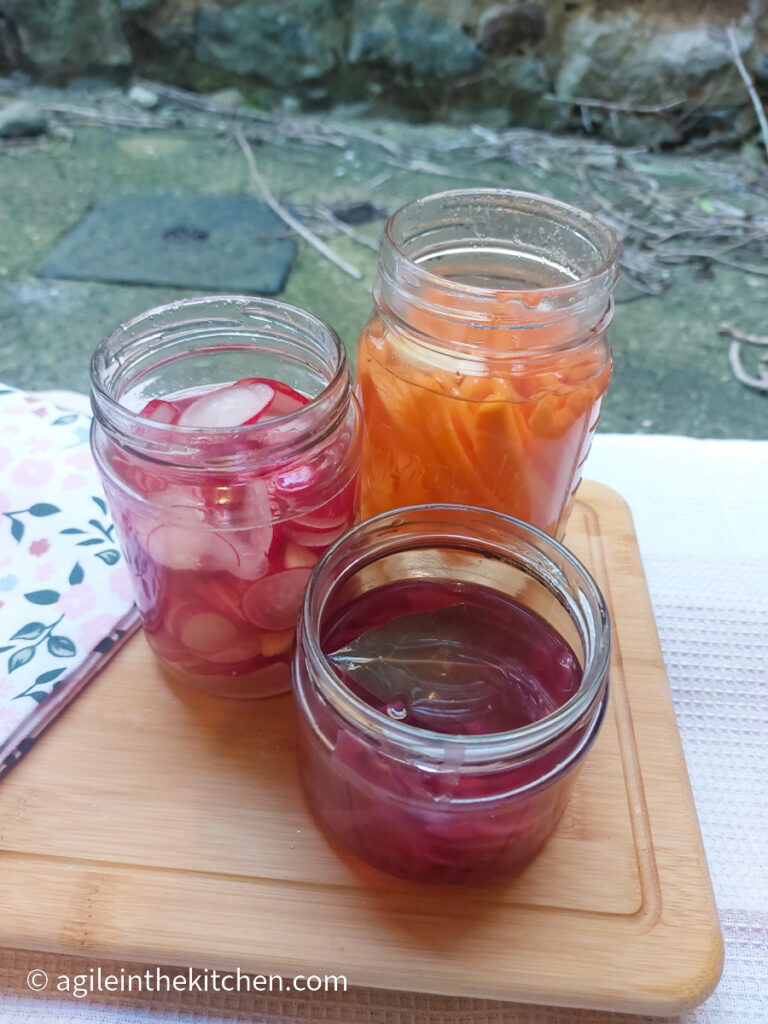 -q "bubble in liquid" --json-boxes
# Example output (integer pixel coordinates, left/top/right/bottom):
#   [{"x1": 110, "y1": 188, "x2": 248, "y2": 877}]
[{"x1": 386, "y1": 699, "x2": 408, "y2": 721}]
